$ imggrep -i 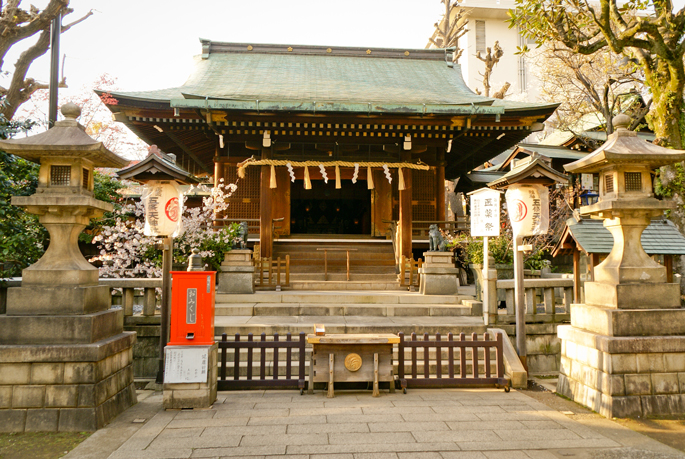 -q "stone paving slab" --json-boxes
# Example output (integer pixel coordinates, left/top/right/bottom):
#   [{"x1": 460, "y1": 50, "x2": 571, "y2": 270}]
[{"x1": 64, "y1": 389, "x2": 685, "y2": 459}]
